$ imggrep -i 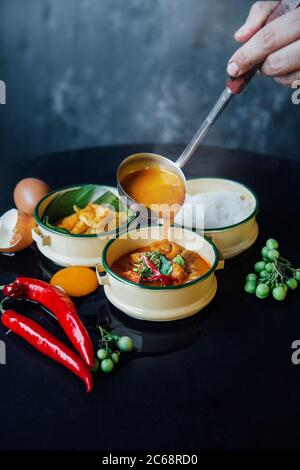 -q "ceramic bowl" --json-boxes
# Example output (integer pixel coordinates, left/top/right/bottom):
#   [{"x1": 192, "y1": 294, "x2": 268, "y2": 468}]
[
  {"x1": 176, "y1": 178, "x2": 259, "y2": 259},
  {"x1": 32, "y1": 185, "x2": 132, "y2": 267},
  {"x1": 97, "y1": 225, "x2": 221, "y2": 322}
]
